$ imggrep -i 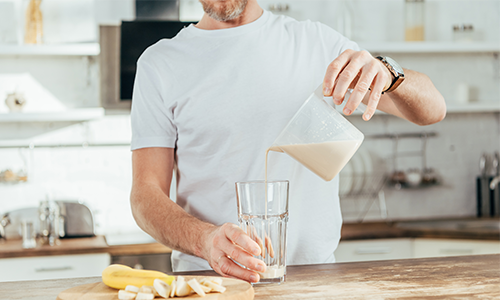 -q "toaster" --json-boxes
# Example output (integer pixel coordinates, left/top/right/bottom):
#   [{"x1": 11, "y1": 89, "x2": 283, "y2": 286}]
[
  {"x1": 56, "y1": 201, "x2": 95, "y2": 238},
  {"x1": 2, "y1": 200, "x2": 95, "y2": 239}
]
